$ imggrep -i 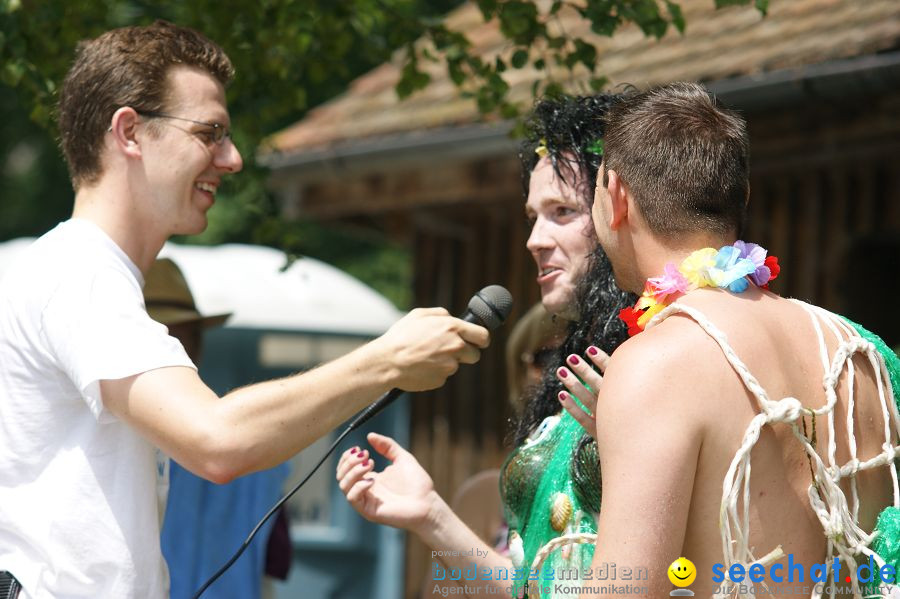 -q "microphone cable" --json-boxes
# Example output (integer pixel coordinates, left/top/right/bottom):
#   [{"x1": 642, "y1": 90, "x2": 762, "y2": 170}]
[
  {"x1": 192, "y1": 422, "x2": 355, "y2": 598},
  {"x1": 192, "y1": 285, "x2": 512, "y2": 598}
]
